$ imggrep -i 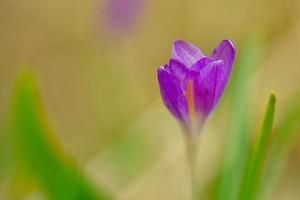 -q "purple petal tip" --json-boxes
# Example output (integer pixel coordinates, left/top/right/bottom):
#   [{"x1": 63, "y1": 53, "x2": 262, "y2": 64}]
[{"x1": 172, "y1": 40, "x2": 205, "y2": 68}]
